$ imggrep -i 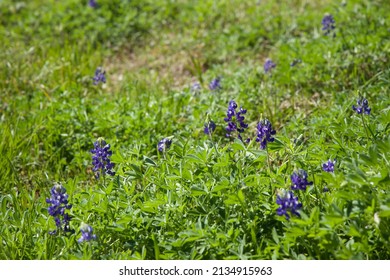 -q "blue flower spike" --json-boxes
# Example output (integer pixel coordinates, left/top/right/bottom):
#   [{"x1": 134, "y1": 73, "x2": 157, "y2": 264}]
[
  {"x1": 91, "y1": 137, "x2": 115, "y2": 179},
  {"x1": 78, "y1": 223, "x2": 97, "y2": 243},
  {"x1": 276, "y1": 190, "x2": 302, "y2": 220}
]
